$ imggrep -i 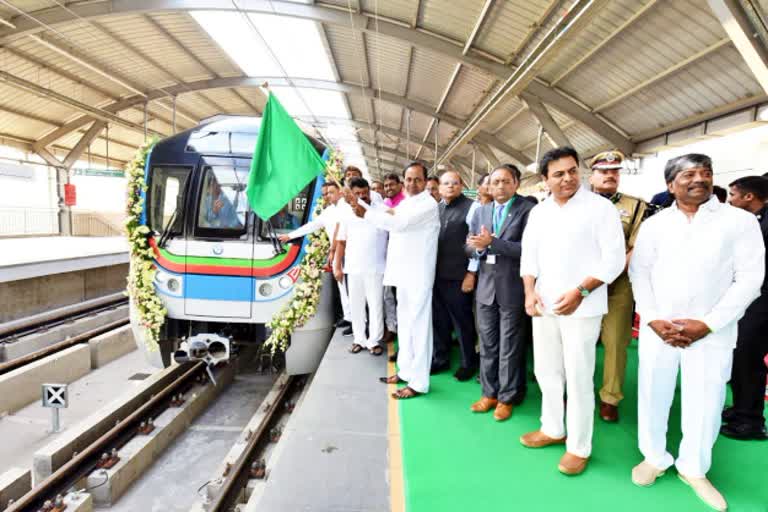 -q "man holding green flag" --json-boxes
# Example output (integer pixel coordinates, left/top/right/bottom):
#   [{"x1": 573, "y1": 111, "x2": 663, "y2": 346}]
[{"x1": 247, "y1": 92, "x2": 327, "y2": 220}]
